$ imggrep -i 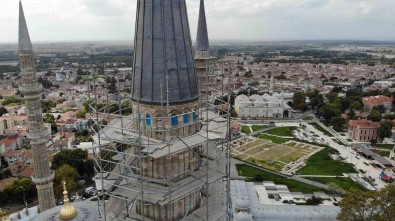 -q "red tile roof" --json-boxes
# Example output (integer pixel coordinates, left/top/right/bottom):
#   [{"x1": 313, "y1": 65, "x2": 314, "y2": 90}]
[
  {"x1": 0, "y1": 177, "x2": 16, "y2": 190},
  {"x1": 362, "y1": 95, "x2": 392, "y2": 107},
  {"x1": 348, "y1": 119, "x2": 379, "y2": 129}
]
